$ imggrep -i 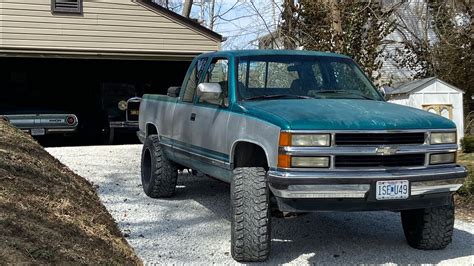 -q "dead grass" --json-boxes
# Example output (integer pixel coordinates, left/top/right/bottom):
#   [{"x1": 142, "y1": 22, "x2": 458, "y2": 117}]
[
  {"x1": 458, "y1": 153, "x2": 474, "y2": 197},
  {"x1": 456, "y1": 152, "x2": 474, "y2": 222},
  {"x1": 0, "y1": 120, "x2": 141, "y2": 264}
]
